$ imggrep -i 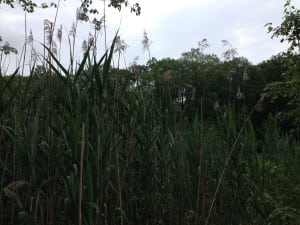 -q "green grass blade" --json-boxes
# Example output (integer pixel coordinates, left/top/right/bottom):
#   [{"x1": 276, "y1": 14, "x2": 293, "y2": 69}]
[{"x1": 42, "y1": 44, "x2": 69, "y2": 76}]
